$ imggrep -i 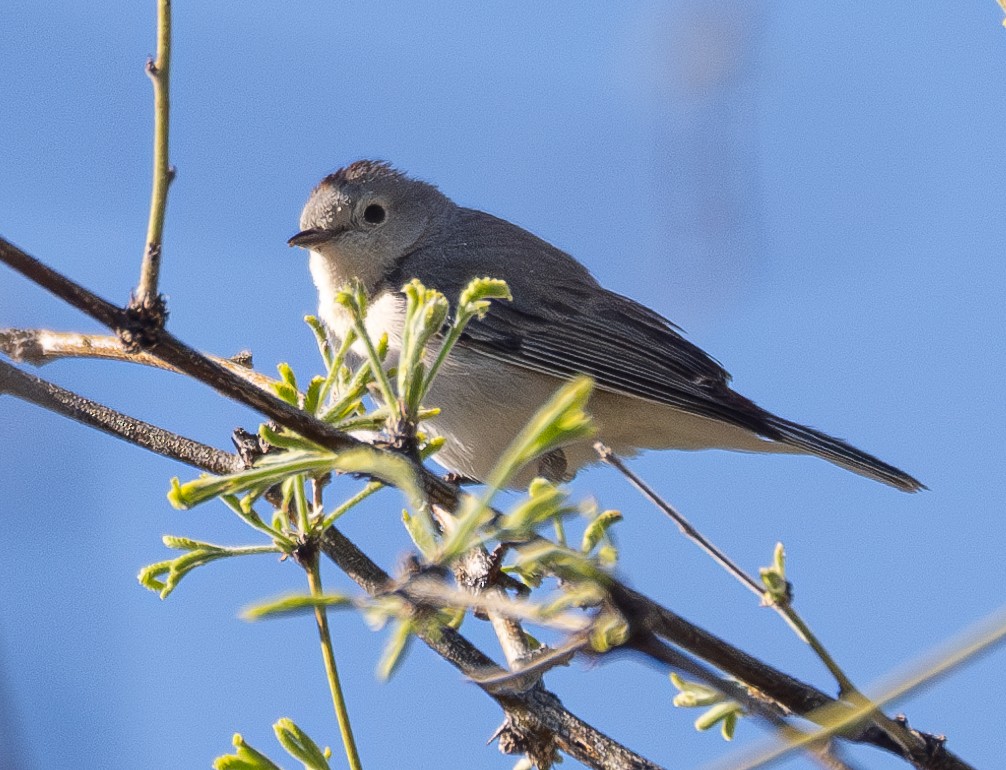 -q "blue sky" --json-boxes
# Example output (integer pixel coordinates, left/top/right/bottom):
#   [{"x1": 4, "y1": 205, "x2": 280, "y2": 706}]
[{"x1": 2, "y1": 3, "x2": 1005, "y2": 769}]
